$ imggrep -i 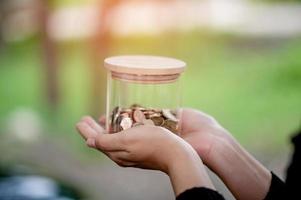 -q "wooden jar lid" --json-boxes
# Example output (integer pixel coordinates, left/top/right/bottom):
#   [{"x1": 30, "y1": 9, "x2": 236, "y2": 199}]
[{"x1": 104, "y1": 55, "x2": 186, "y2": 75}]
